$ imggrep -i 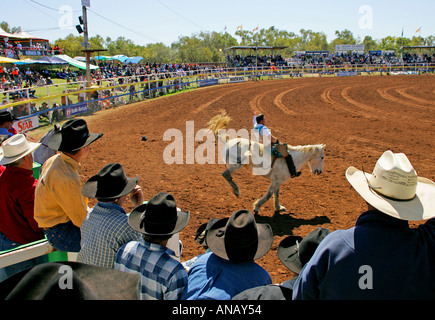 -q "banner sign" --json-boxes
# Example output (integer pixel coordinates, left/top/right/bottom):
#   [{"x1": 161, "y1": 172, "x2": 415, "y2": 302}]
[
  {"x1": 335, "y1": 45, "x2": 365, "y2": 52},
  {"x1": 198, "y1": 78, "x2": 219, "y2": 87},
  {"x1": 228, "y1": 76, "x2": 246, "y2": 83},
  {"x1": 13, "y1": 115, "x2": 40, "y2": 133},
  {"x1": 66, "y1": 103, "x2": 88, "y2": 117}
]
